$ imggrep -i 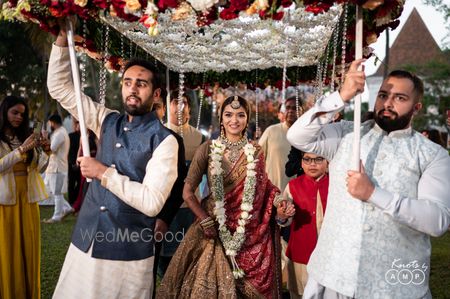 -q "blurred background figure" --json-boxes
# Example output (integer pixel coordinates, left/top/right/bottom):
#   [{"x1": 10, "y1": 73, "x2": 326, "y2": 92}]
[
  {"x1": 0, "y1": 95, "x2": 50, "y2": 299},
  {"x1": 422, "y1": 128, "x2": 446, "y2": 148},
  {"x1": 67, "y1": 118, "x2": 81, "y2": 205},
  {"x1": 43, "y1": 114, "x2": 72, "y2": 223}
]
